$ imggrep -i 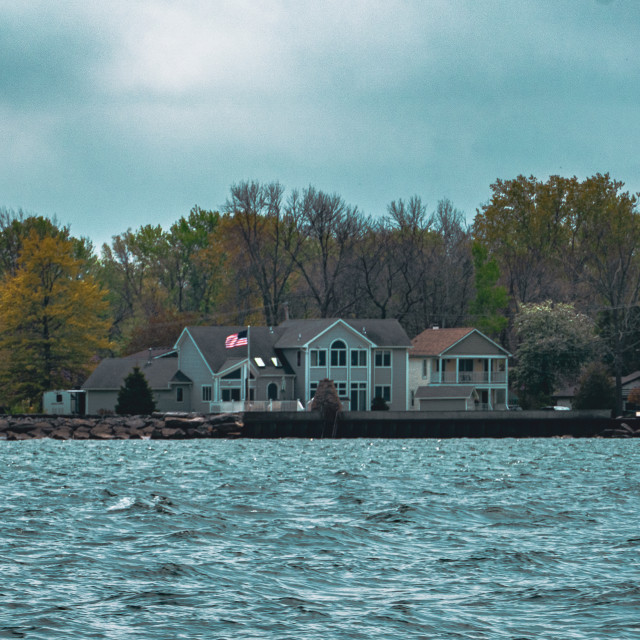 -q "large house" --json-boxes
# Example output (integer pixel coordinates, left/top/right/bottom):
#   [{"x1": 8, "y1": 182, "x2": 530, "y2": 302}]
[
  {"x1": 408, "y1": 327, "x2": 511, "y2": 411},
  {"x1": 83, "y1": 318, "x2": 413, "y2": 414}
]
